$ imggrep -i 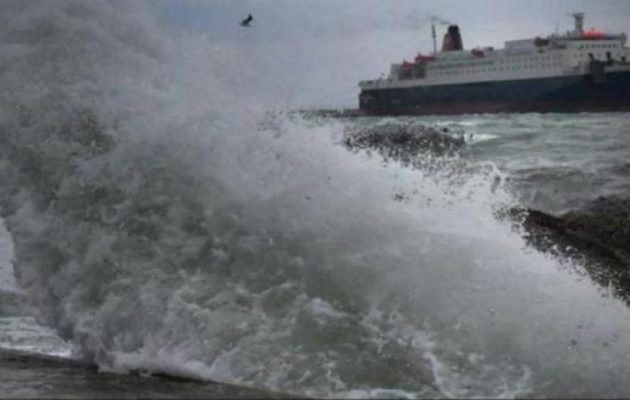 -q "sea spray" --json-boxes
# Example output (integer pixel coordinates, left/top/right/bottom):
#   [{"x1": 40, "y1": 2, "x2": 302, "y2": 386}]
[
  {"x1": 0, "y1": 2, "x2": 441, "y2": 396},
  {"x1": 2, "y1": 2, "x2": 630, "y2": 398}
]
